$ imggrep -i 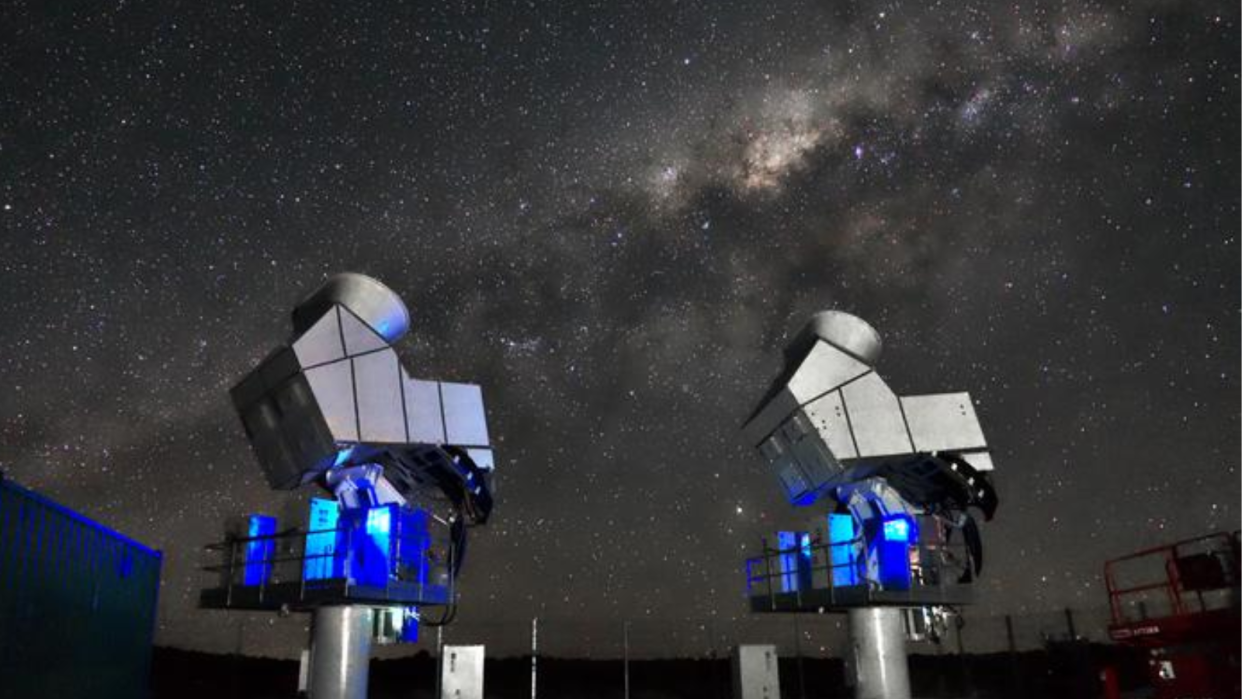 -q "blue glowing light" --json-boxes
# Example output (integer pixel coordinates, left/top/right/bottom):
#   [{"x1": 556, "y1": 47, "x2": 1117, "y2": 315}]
[
  {"x1": 875, "y1": 514, "x2": 918, "y2": 590},
  {"x1": 347, "y1": 505, "x2": 393, "y2": 587},
  {"x1": 304, "y1": 499, "x2": 342, "y2": 581},
  {"x1": 399, "y1": 508, "x2": 432, "y2": 586},
  {"x1": 880, "y1": 514, "x2": 918, "y2": 543},
  {"x1": 882, "y1": 518, "x2": 910, "y2": 542},
  {"x1": 301, "y1": 500, "x2": 433, "y2": 592},
  {"x1": 777, "y1": 531, "x2": 813, "y2": 593},
  {"x1": 366, "y1": 506, "x2": 392, "y2": 536},
  {"x1": 243, "y1": 514, "x2": 277, "y2": 586},
  {"x1": 791, "y1": 491, "x2": 817, "y2": 507},
  {"x1": 399, "y1": 607, "x2": 420, "y2": 643},
  {"x1": 828, "y1": 513, "x2": 859, "y2": 587}
]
